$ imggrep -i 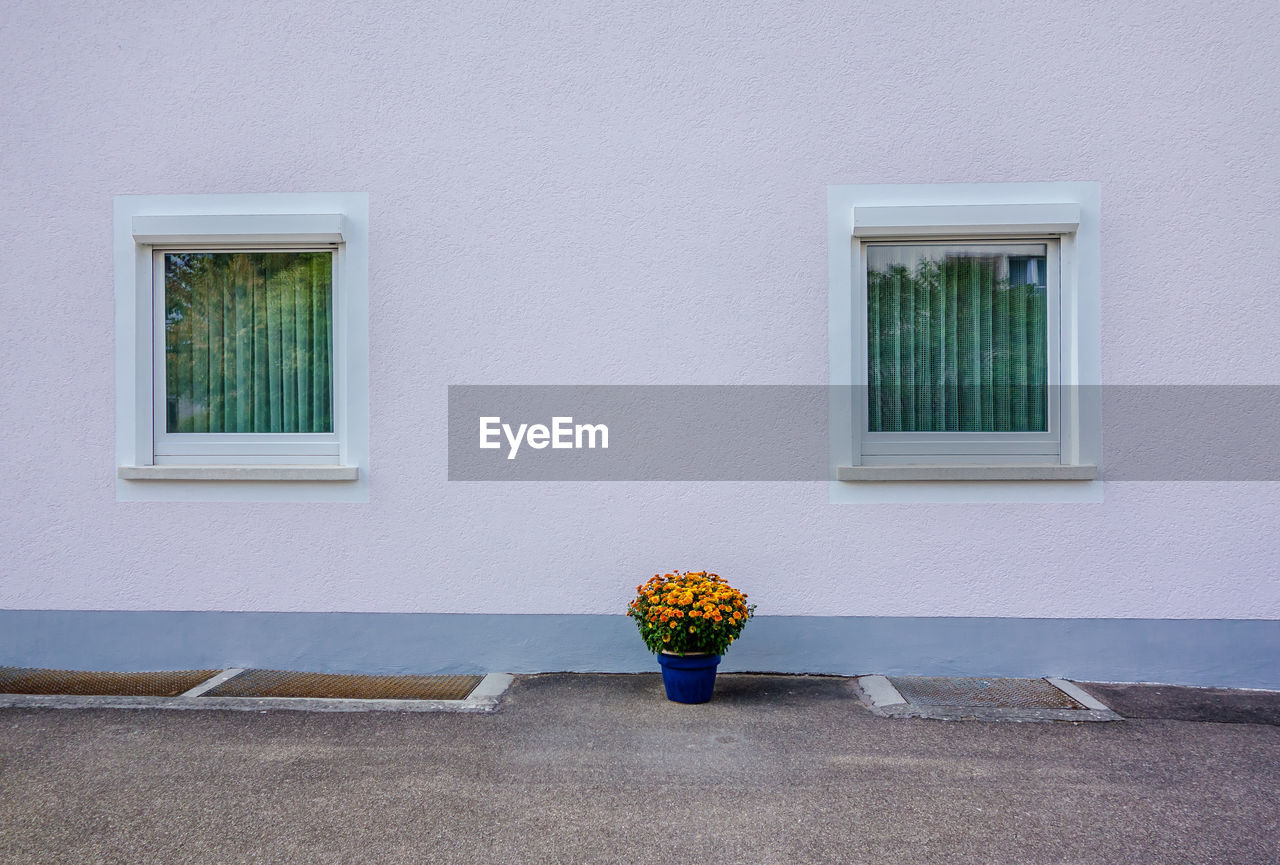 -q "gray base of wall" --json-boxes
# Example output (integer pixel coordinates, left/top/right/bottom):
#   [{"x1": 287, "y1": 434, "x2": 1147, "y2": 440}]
[{"x1": 2, "y1": 611, "x2": 1277, "y2": 690}]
